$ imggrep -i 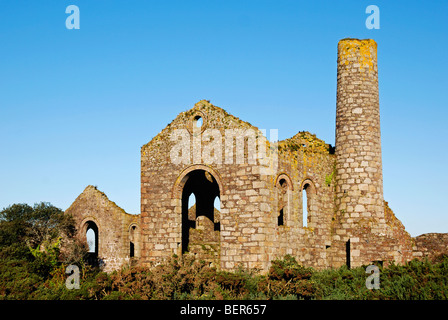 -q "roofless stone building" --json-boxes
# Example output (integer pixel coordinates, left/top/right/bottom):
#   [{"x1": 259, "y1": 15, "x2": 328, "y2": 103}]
[{"x1": 65, "y1": 39, "x2": 447, "y2": 272}]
